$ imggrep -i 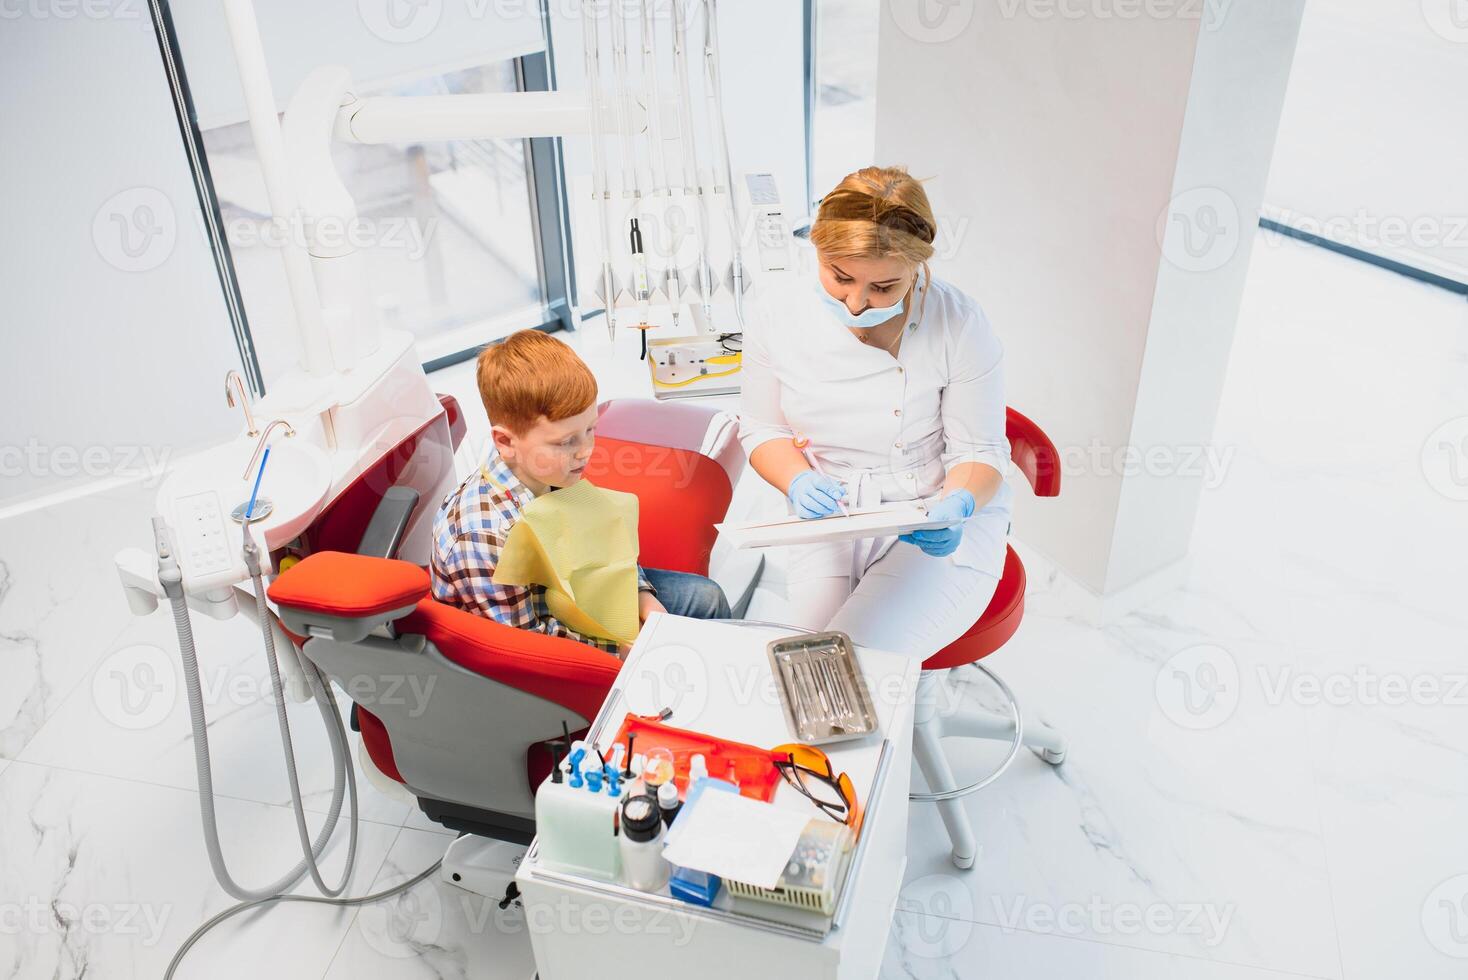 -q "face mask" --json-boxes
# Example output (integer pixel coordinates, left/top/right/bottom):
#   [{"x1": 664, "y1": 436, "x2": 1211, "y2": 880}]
[{"x1": 817, "y1": 284, "x2": 907, "y2": 330}]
